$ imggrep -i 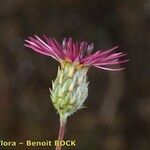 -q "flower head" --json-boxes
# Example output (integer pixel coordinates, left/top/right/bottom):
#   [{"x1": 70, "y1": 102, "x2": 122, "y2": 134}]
[
  {"x1": 25, "y1": 35, "x2": 128, "y2": 123},
  {"x1": 25, "y1": 35, "x2": 128, "y2": 71}
]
